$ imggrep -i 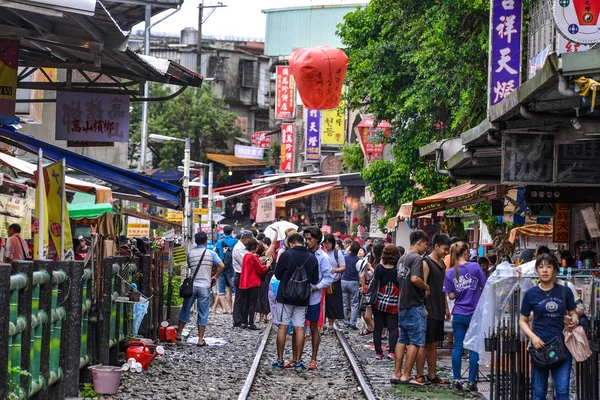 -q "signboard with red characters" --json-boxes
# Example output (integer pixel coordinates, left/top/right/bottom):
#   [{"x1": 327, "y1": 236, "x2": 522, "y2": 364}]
[
  {"x1": 280, "y1": 123, "x2": 295, "y2": 172},
  {"x1": 251, "y1": 131, "x2": 271, "y2": 148},
  {"x1": 554, "y1": 0, "x2": 600, "y2": 44},
  {"x1": 275, "y1": 66, "x2": 295, "y2": 120},
  {"x1": 355, "y1": 118, "x2": 392, "y2": 164},
  {"x1": 55, "y1": 91, "x2": 129, "y2": 143}
]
